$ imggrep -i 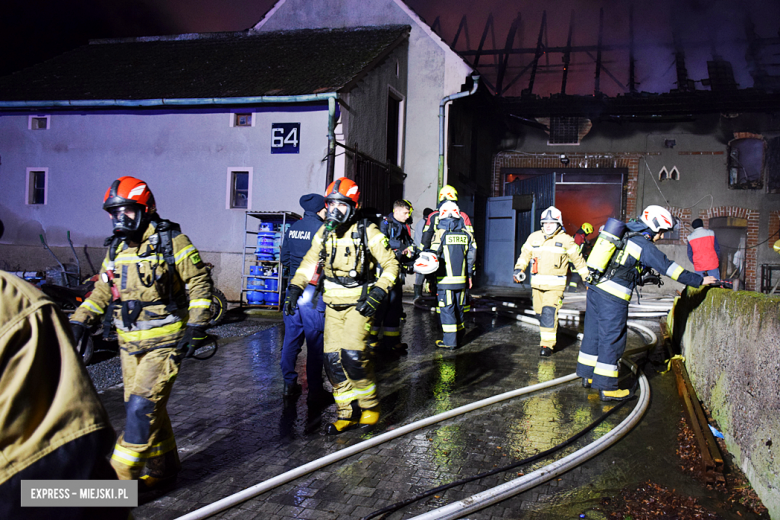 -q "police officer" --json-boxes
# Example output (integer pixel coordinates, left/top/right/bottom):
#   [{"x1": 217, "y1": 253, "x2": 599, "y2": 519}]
[
  {"x1": 513, "y1": 206, "x2": 588, "y2": 357},
  {"x1": 425, "y1": 201, "x2": 476, "y2": 349},
  {"x1": 0, "y1": 270, "x2": 130, "y2": 520},
  {"x1": 285, "y1": 178, "x2": 399, "y2": 434},
  {"x1": 70, "y1": 176, "x2": 212, "y2": 489},
  {"x1": 373, "y1": 199, "x2": 415, "y2": 353},
  {"x1": 577, "y1": 205, "x2": 717, "y2": 401},
  {"x1": 280, "y1": 193, "x2": 328, "y2": 400},
  {"x1": 569, "y1": 222, "x2": 594, "y2": 292}
]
